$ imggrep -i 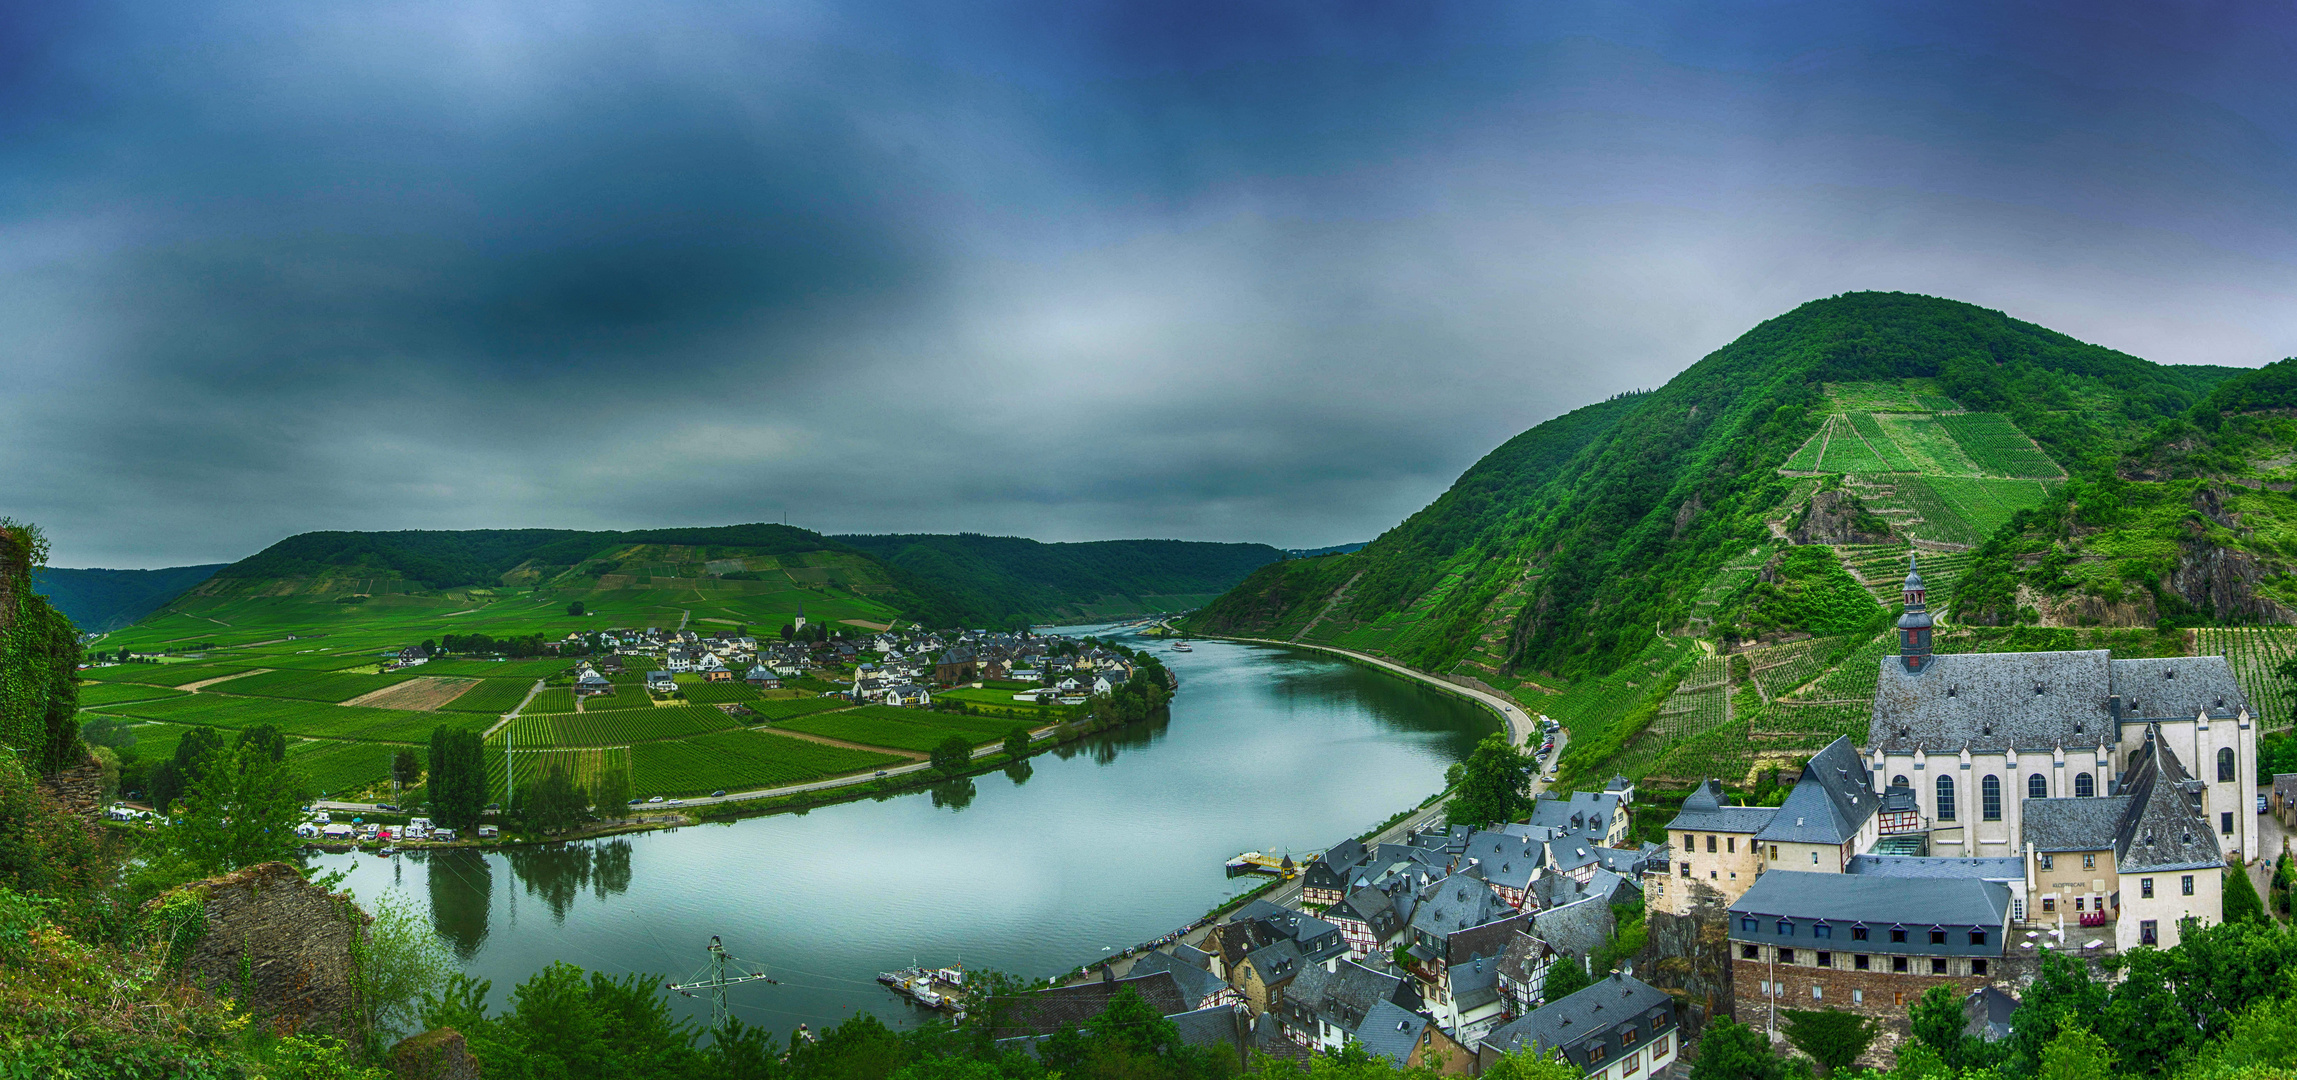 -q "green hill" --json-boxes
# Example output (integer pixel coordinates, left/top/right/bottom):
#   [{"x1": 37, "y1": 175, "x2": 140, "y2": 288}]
[
  {"x1": 1188, "y1": 291, "x2": 2281, "y2": 789},
  {"x1": 31, "y1": 564, "x2": 226, "y2": 633},
  {"x1": 831, "y1": 534, "x2": 1282, "y2": 623}
]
